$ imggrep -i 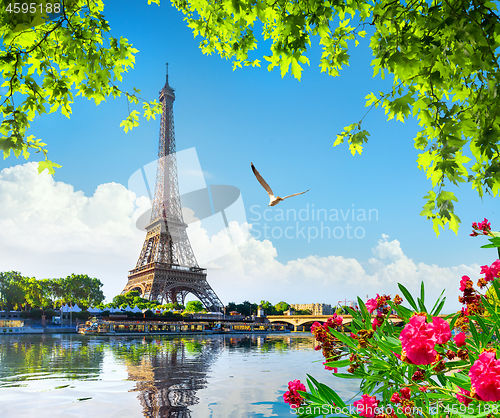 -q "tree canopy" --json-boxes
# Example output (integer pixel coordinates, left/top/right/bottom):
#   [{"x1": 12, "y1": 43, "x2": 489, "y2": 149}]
[
  {"x1": 185, "y1": 300, "x2": 204, "y2": 312},
  {"x1": 3, "y1": 0, "x2": 499, "y2": 233},
  {"x1": 0, "y1": 0, "x2": 161, "y2": 173},
  {"x1": 172, "y1": 0, "x2": 500, "y2": 234},
  {"x1": 0, "y1": 271, "x2": 105, "y2": 310}
]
